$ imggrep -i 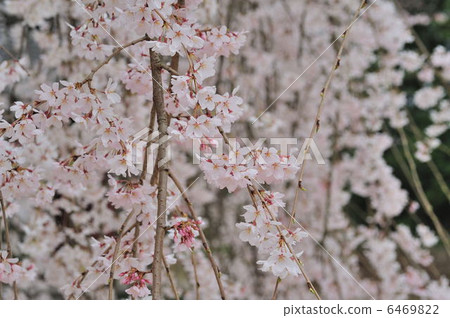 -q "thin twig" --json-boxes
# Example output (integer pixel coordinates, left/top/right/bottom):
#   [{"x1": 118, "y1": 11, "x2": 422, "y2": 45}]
[
  {"x1": 271, "y1": 277, "x2": 281, "y2": 300},
  {"x1": 159, "y1": 63, "x2": 180, "y2": 76},
  {"x1": 397, "y1": 127, "x2": 450, "y2": 258},
  {"x1": 0, "y1": 191, "x2": 18, "y2": 299},
  {"x1": 68, "y1": 245, "x2": 113, "y2": 299},
  {"x1": 405, "y1": 112, "x2": 450, "y2": 202},
  {"x1": 290, "y1": 0, "x2": 367, "y2": 226},
  {"x1": 108, "y1": 210, "x2": 137, "y2": 300},
  {"x1": 190, "y1": 251, "x2": 200, "y2": 300},
  {"x1": 0, "y1": 44, "x2": 31, "y2": 77},
  {"x1": 427, "y1": 160, "x2": 450, "y2": 202},
  {"x1": 319, "y1": 117, "x2": 340, "y2": 244},
  {"x1": 162, "y1": 249, "x2": 180, "y2": 300}
]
